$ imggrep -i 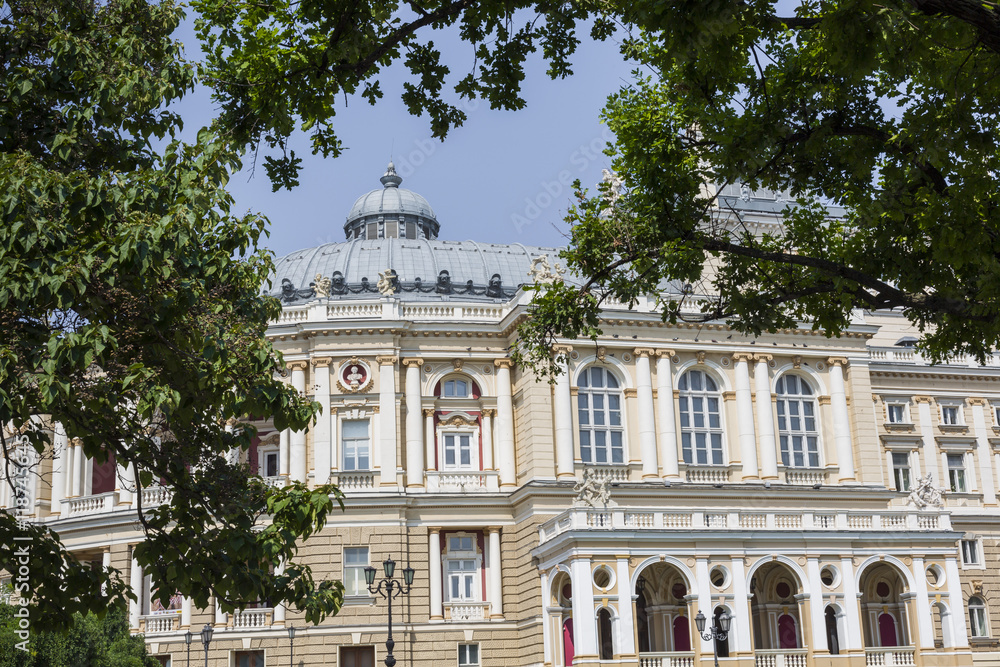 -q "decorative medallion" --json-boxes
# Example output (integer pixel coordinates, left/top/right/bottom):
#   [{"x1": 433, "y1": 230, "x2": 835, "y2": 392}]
[
  {"x1": 621, "y1": 352, "x2": 633, "y2": 363},
  {"x1": 338, "y1": 357, "x2": 374, "y2": 393}
]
